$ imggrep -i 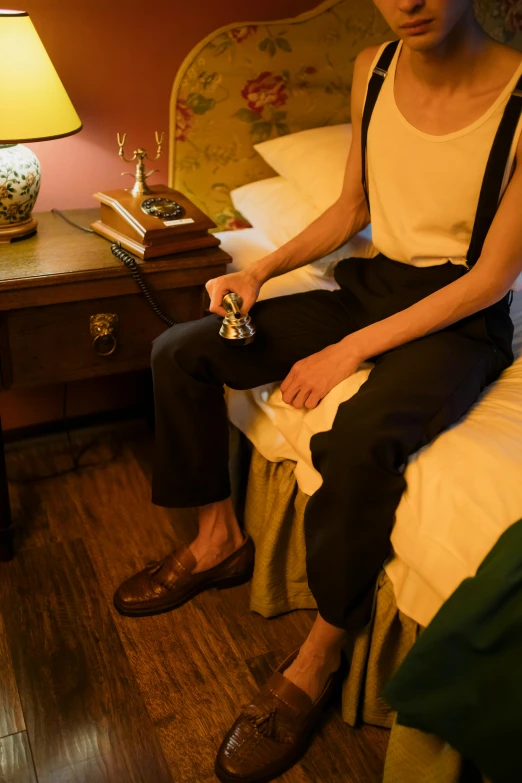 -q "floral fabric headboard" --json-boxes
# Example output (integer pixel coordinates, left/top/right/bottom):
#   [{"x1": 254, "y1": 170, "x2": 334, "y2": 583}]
[{"x1": 168, "y1": 0, "x2": 522, "y2": 231}]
